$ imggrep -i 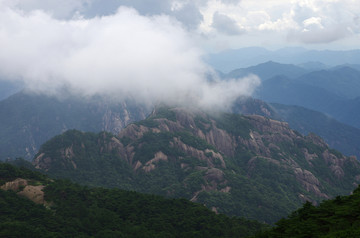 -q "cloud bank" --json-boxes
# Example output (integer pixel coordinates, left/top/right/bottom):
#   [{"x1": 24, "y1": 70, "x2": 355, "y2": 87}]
[
  {"x1": 0, "y1": 3, "x2": 260, "y2": 110},
  {"x1": 3, "y1": 0, "x2": 360, "y2": 49}
]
